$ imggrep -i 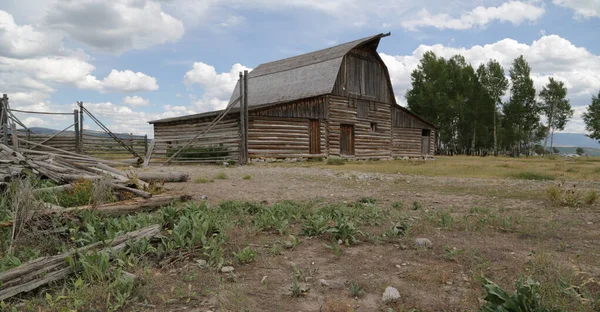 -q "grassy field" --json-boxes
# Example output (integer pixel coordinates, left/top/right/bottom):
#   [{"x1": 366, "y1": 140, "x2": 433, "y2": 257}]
[
  {"x1": 1, "y1": 158, "x2": 599, "y2": 311},
  {"x1": 293, "y1": 155, "x2": 600, "y2": 181}
]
